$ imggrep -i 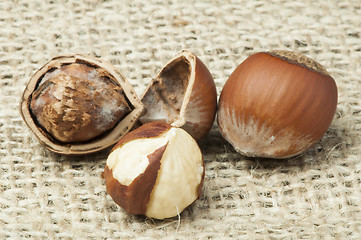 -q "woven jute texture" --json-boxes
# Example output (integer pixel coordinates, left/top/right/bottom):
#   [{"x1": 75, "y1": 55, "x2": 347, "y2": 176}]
[{"x1": 1, "y1": 0, "x2": 361, "y2": 239}]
